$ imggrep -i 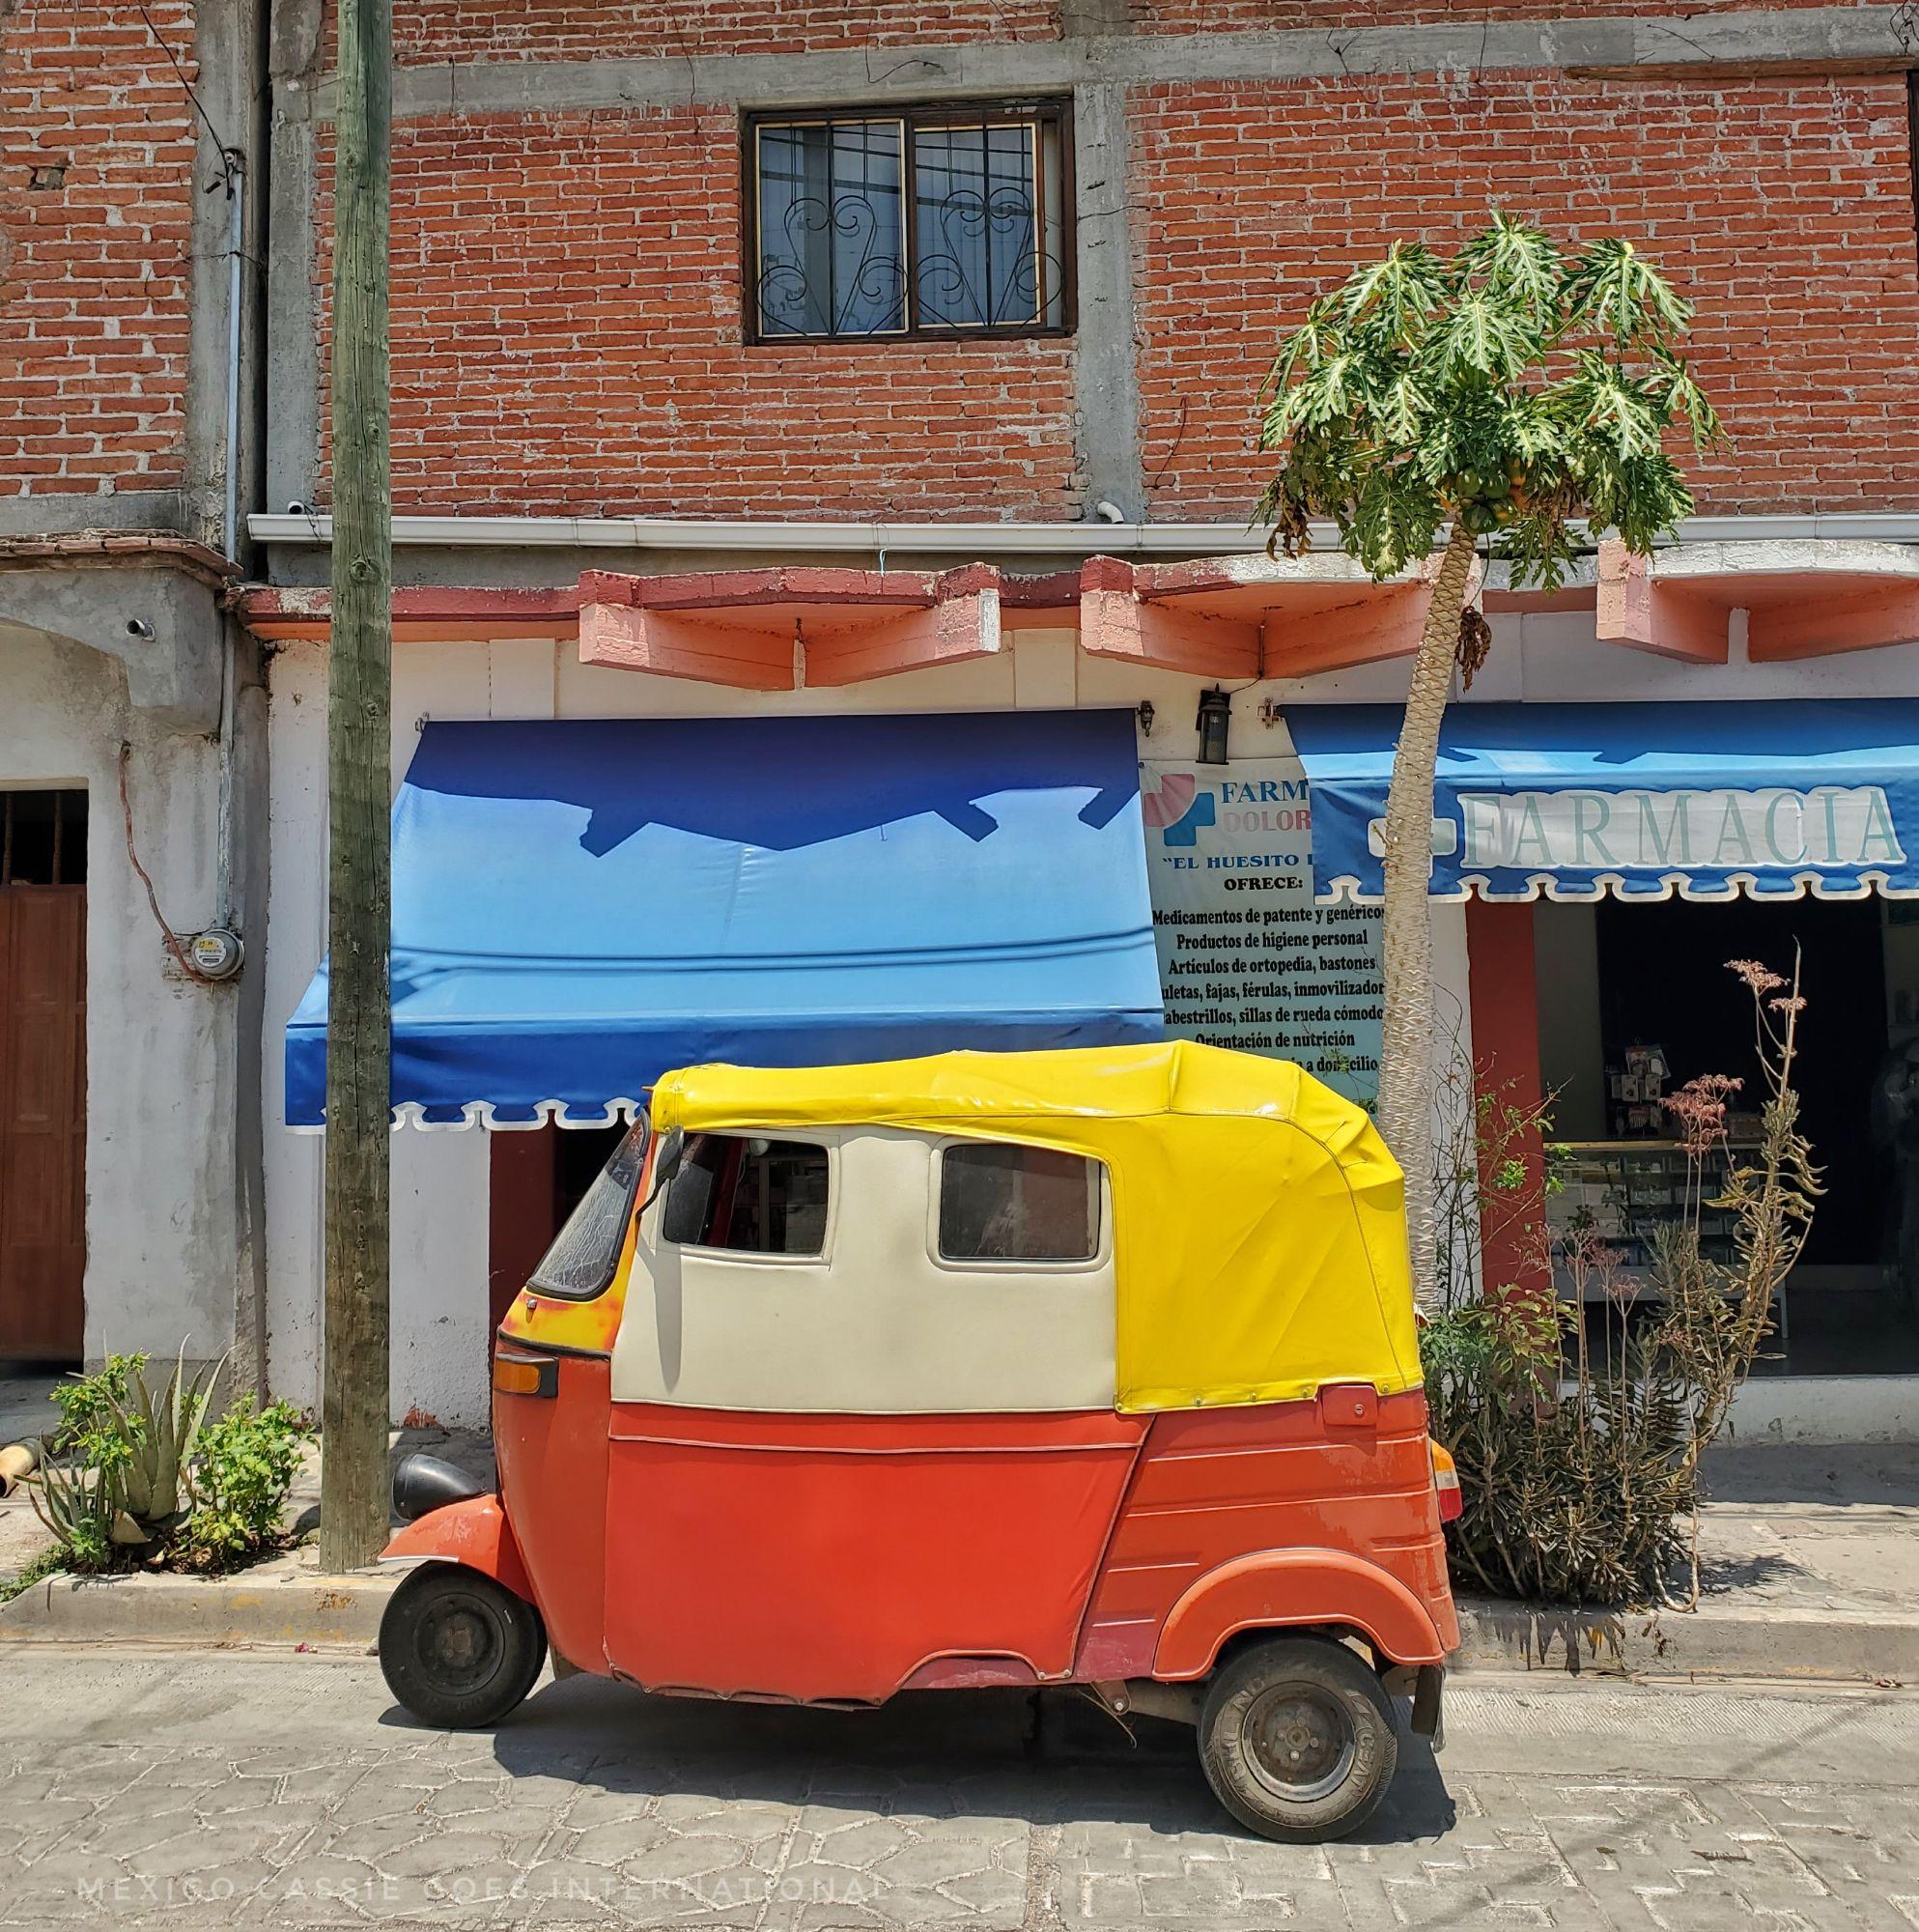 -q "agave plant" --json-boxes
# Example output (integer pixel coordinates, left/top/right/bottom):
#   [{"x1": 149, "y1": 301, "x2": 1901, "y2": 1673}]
[
  {"x1": 29, "y1": 1347, "x2": 225, "y2": 1565},
  {"x1": 31, "y1": 1457, "x2": 117, "y2": 1570},
  {"x1": 111, "y1": 1347, "x2": 224, "y2": 1532}
]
